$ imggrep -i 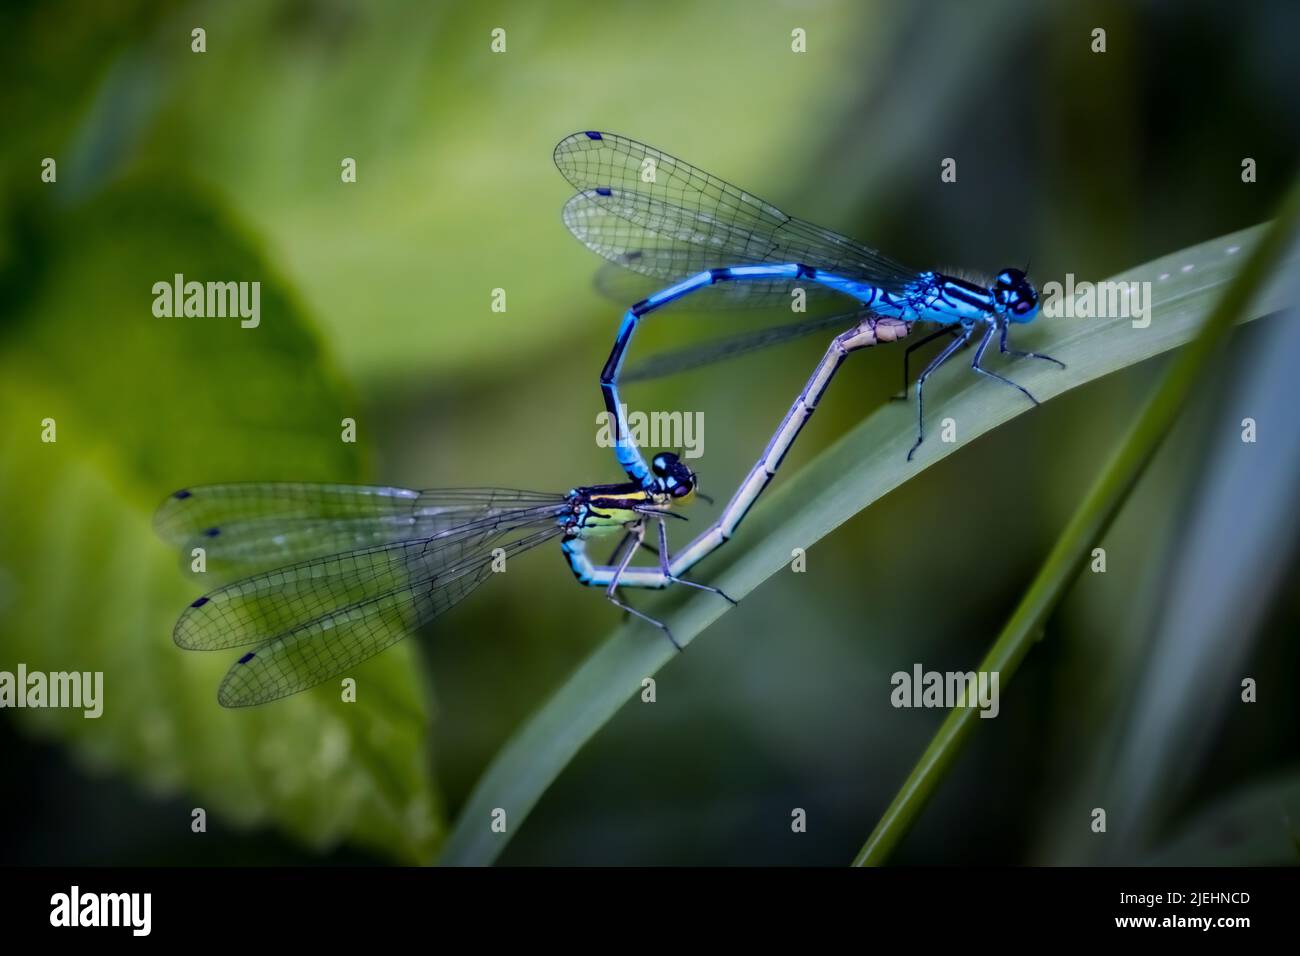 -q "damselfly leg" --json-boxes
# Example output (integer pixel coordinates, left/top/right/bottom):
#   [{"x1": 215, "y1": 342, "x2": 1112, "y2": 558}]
[
  {"x1": 971, "y1": 323, "x2": 1040, "y2": 407},
  {"x1": 606, "y1": 528, "x2": 653, "y2": 619},
  {"x1": 999, "y1": 323, "x2": 1066, "y2": 368},
  {"x1": 890, "y1": 325, "x2": 964, "y2": 401},
  {"x1": 907, "y1": 327, "x2": 975, "y2": 461},
  {"x1": 603, "y1": 520, "x2": 681, "y2": 650},
  {"x1": 906, "y1": 319, "x2": 1065, "y2": 460},
  {"x1": 606, "y1": 528, "x2": 659, "y2": 565},
  {"x1": 655, "y1": 518, "x2": 737, "y2": 606}
]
